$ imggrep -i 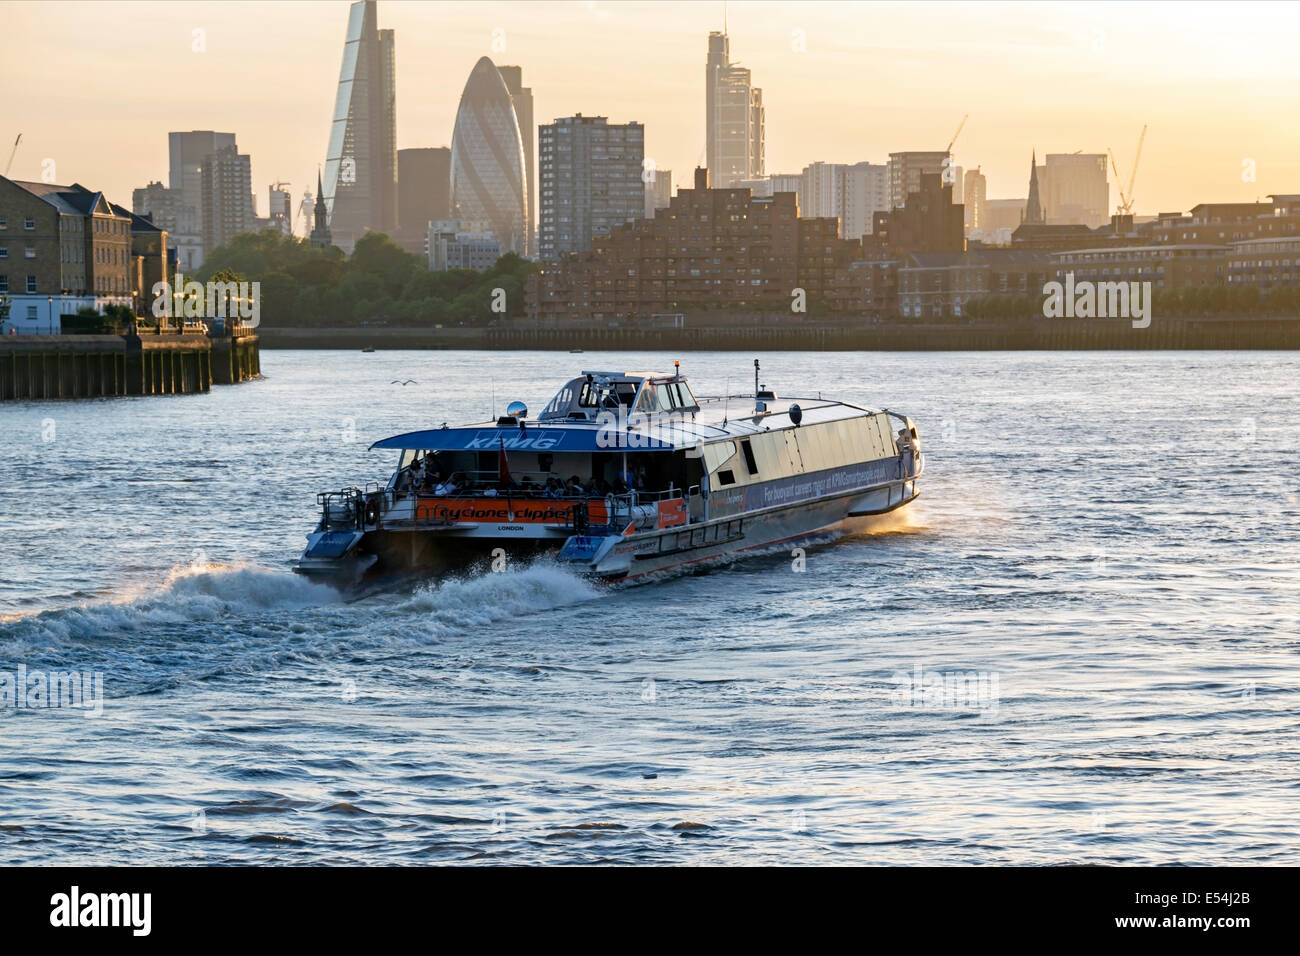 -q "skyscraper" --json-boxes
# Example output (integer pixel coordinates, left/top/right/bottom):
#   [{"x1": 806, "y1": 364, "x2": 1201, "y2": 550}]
[
  {"x1": 200, "y1": 143, "x2": 253, "y2": 254},
  {"x1": 843, "y1": 162, "x2": 888, "y2": 239},
  {"x1": 450, "y1": 56, "x2": 529, "y2": 256},
  {"x1": 322, "y1": 0, "x2": 397, "y2": 252},
  {"x1": 538, "y1": 115, "x2": 645, "y2": 260},
  {"x1": 133, "y1": 179, "x2": 203, "y2": 270},
  {"x1": 396, "y1": 147, "x2": 451, "y2": 255},
  {"x1": 1042, "y1": 153, "x2": 1109, "y2": 227},
  {"x1": 168, "y1": 130, "x2": 235, "y2": 238},
  {"x1": 887, "y1": 151, "x2": 951, "y2": 209},
  {"x1": 963, "y1": 167, "x2": 987, "y2": 234},
  {"x1": 496, "y1": 65, "x2": 534, "y2": 254},
  {"x1": 645, "y1": 167, "x2": 672, "y2": 218},
  {"x1": 800, "y1": 162, "x2": 886, "y2": 239},
  {"x1": 706, "y1": 31, "x2": 764, "y2": 188}
]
